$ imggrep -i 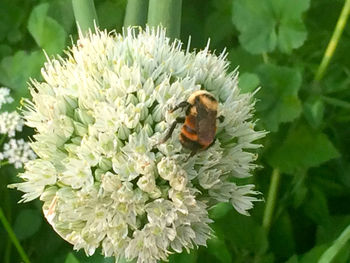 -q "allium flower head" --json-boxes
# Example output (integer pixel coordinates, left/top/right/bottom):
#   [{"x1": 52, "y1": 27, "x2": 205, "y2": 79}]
[{"x1": 10, "y1": 27, "x2": 265, "y2": 263}]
